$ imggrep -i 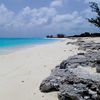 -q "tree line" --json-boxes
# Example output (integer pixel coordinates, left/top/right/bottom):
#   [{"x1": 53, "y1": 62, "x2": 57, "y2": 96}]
[{"x1": 46, "y1": 34, "x2": 65, "y2": 38}]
